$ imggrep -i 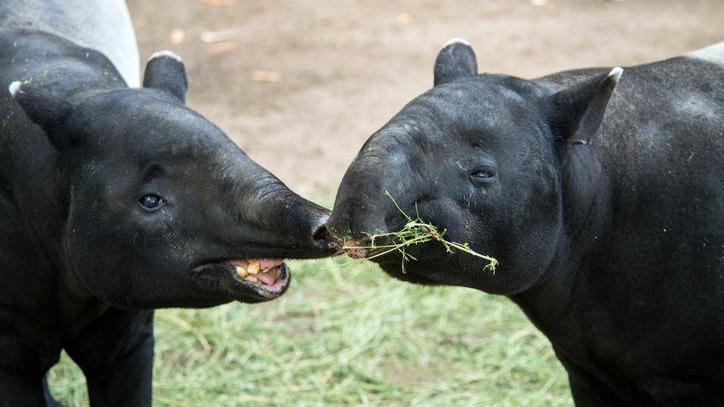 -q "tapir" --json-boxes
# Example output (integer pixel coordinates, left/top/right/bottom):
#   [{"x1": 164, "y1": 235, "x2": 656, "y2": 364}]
[
  {"x1": 325, "y1": 39, "x2": 724, "y2": 405},
  {"x1": 0, "y1": 1, "x2": 331, "y2": 405}
]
